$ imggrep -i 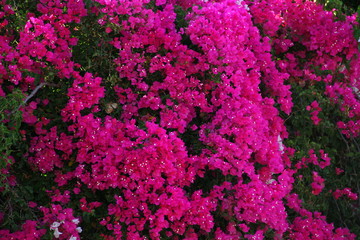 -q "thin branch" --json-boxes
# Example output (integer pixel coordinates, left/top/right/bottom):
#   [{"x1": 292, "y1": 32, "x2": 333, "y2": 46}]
[
  {"x1": 350, "y1": 137, "x2": 360, "y2": 154},
  {"x1": 337, "y1": 129, "x2": 350, "y2": 151},
  {"x1": 20, "y1": 82, "x2": 46, "y2": 108},
  {"x1": 8, "y1": 82, "x2": 46, "y2": 116}
]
